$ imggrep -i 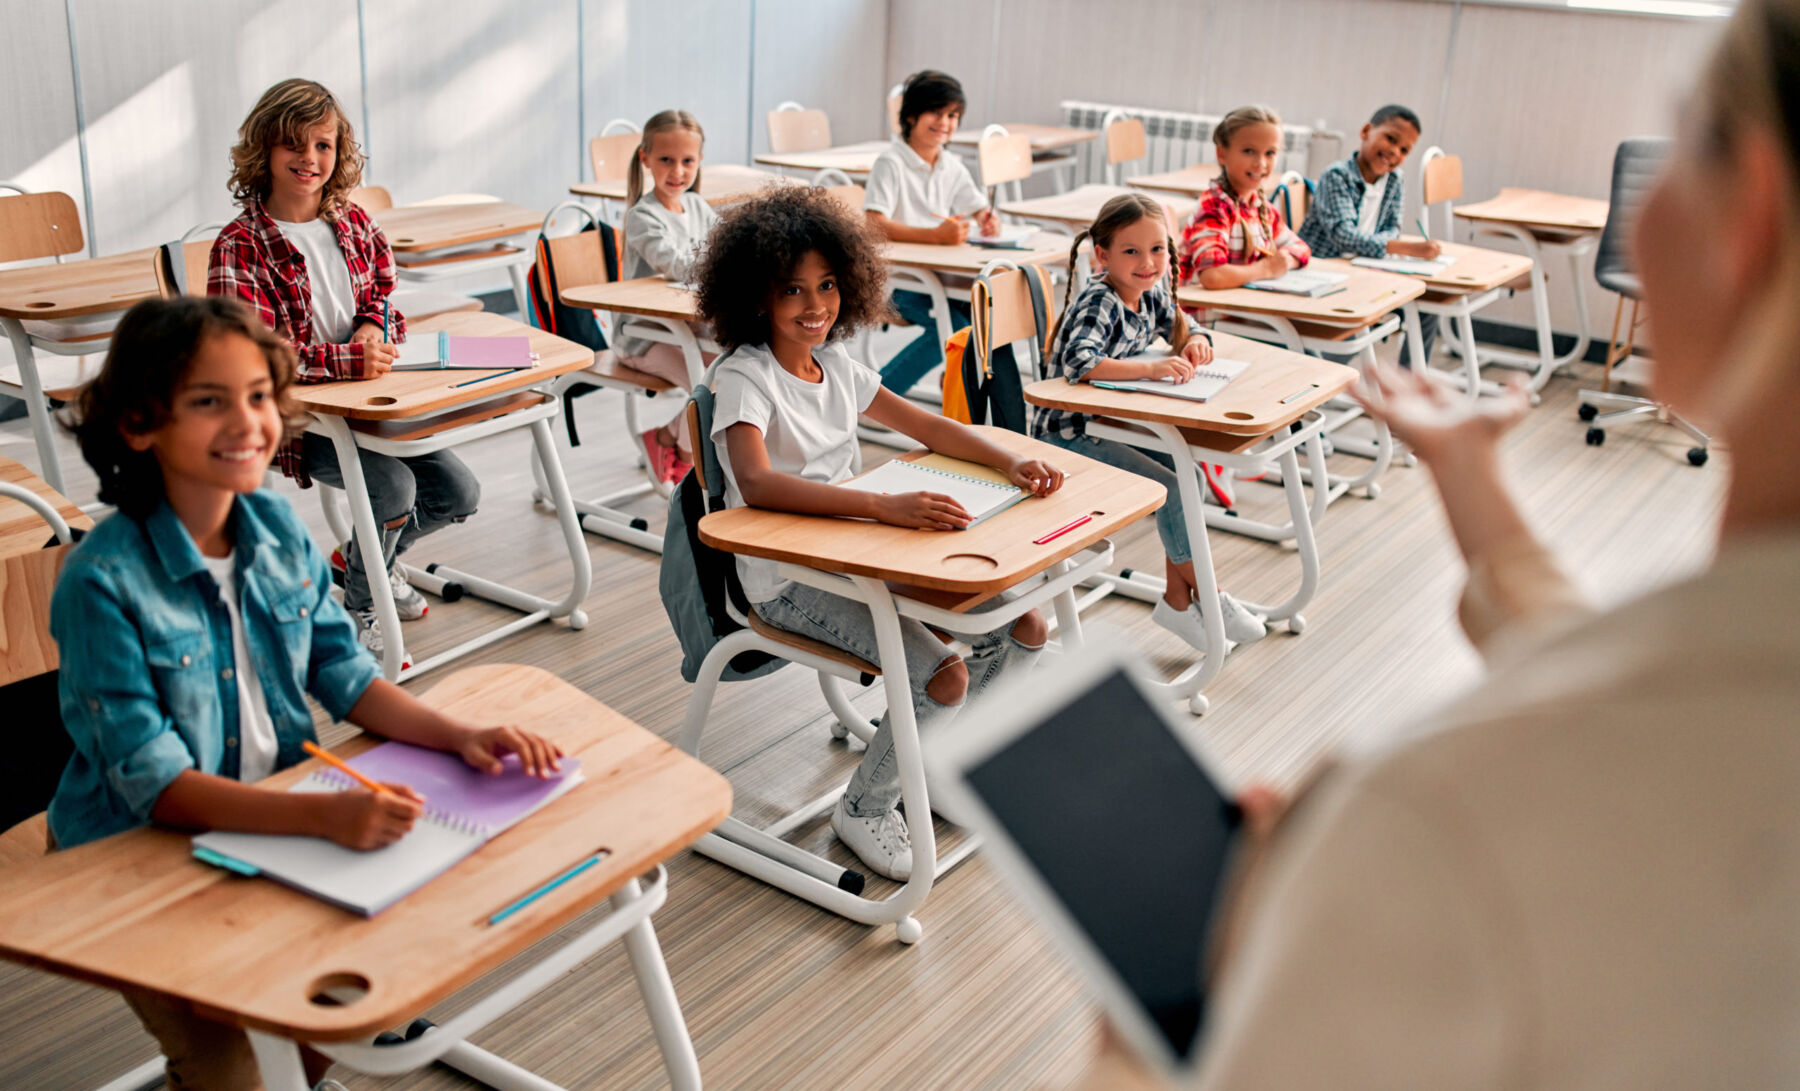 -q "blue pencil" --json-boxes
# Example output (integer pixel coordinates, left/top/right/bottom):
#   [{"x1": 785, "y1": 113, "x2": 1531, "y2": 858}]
[{"x1": 488, "y1": 849, "x2": 611, "y2": 925}]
